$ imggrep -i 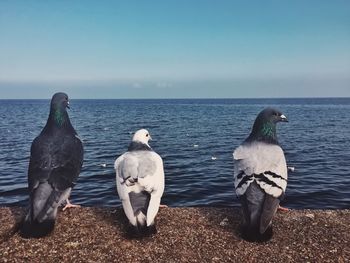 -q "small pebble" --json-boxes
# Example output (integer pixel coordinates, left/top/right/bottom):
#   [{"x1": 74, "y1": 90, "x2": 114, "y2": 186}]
[
  {"x1": 305, "y1": 213, "x2": 315, "y2": 219},
  {"x1": 219, "y1": 218, "x2": 229, "y2": 226}
]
